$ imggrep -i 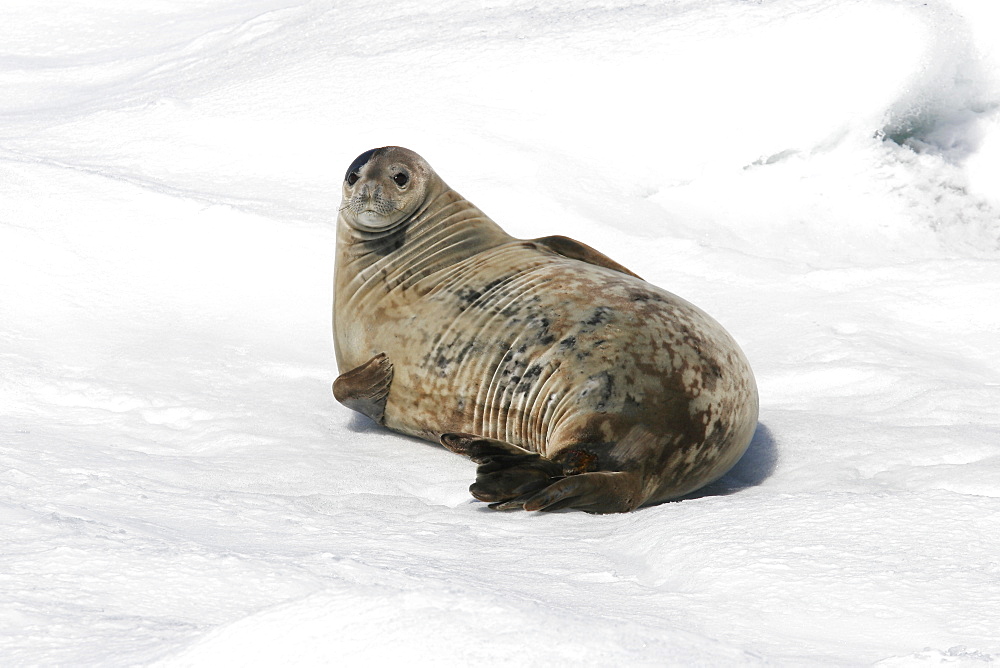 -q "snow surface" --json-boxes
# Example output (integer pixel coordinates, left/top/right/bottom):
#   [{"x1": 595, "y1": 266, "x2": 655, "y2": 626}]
[{"x1": 3, "y1": 0, "x2": 1000, "y2": 665}]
